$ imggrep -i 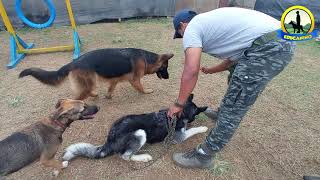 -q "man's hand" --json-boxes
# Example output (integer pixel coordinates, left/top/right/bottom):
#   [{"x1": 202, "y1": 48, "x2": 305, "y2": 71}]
[
  {"x1": 167, "y1": 104, "x2": 183, "y2": 119},
  {"x1": 201, "y1": 60, "x2": 234, "y2": 74},
  {"x1": 200, "y1": 67, "x2": 214, "y2": 74}
]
